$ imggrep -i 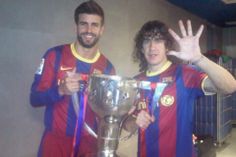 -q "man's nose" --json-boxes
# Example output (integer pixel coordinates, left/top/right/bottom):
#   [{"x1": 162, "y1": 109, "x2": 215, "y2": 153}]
[
  {"x1": 149, "y1": 41, "x2": 156, "y2": 50},
  {"x1": 85, "y1": 25, "x2": 92, "y2": 33}
]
